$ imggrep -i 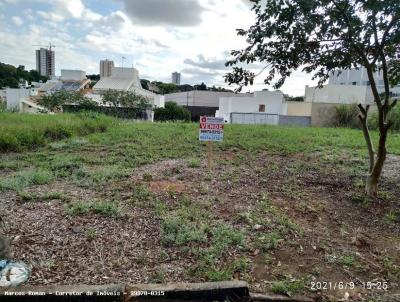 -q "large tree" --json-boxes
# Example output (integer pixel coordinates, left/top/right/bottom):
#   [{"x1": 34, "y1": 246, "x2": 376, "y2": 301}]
[{"x1": 225, "y1": 0, "x2": 400, "y2": 196}]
